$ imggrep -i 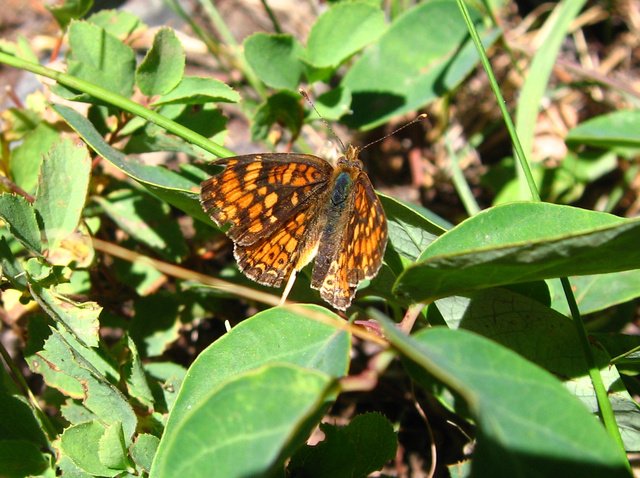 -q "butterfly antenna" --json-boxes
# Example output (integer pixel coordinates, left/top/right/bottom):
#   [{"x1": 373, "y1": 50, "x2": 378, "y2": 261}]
[
  {"x1": 360, "y1": 113, "x2": 428, "y2": 152},
  {"x1": 299, "y1": 88, "x2": 347, "y2": 153}
]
